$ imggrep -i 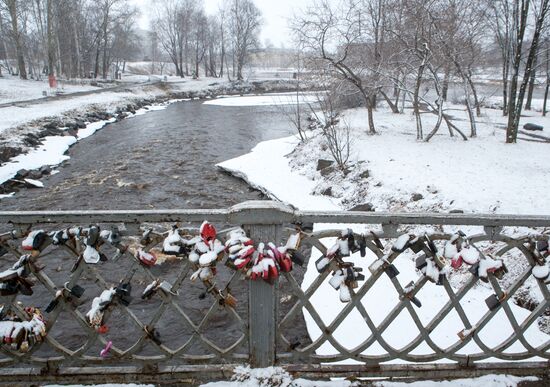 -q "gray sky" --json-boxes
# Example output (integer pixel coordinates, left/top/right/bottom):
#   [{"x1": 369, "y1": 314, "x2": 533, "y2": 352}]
[{"x1": 133, "y1": 0, "x2": 302, "y2": 47}]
